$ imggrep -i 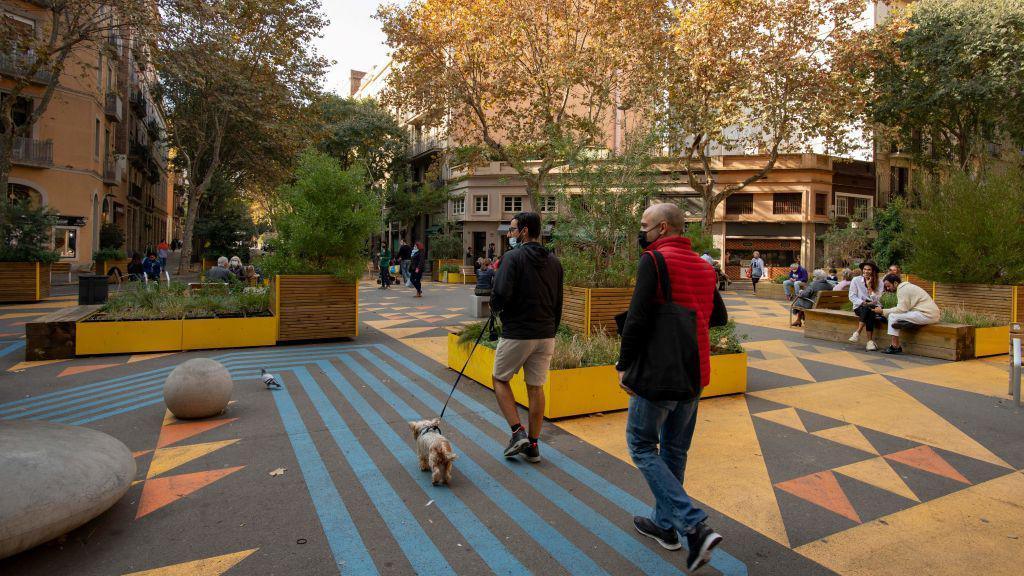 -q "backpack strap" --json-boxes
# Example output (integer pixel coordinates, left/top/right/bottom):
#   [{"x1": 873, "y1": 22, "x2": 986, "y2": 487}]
[{"x1": 650, "y1": 250, "x2": 673, "y2": 303}]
